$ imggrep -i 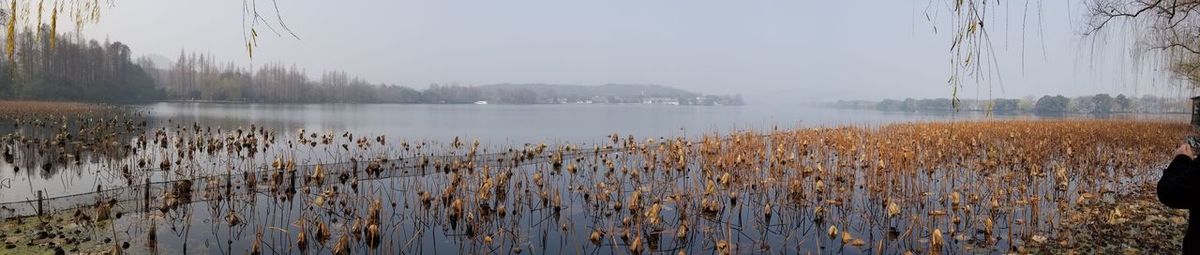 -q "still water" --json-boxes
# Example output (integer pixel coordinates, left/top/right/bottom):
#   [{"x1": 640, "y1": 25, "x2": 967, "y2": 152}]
[
  {"x1": 0, "y1": 102, "x2": 1131, "y2": 254},
  {"x1": 145, "y1": 102, "x2": 1000, "y2": 145},
  {"x1": 0, "y1": 103, "x2": 1034, "y2": 203}
]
